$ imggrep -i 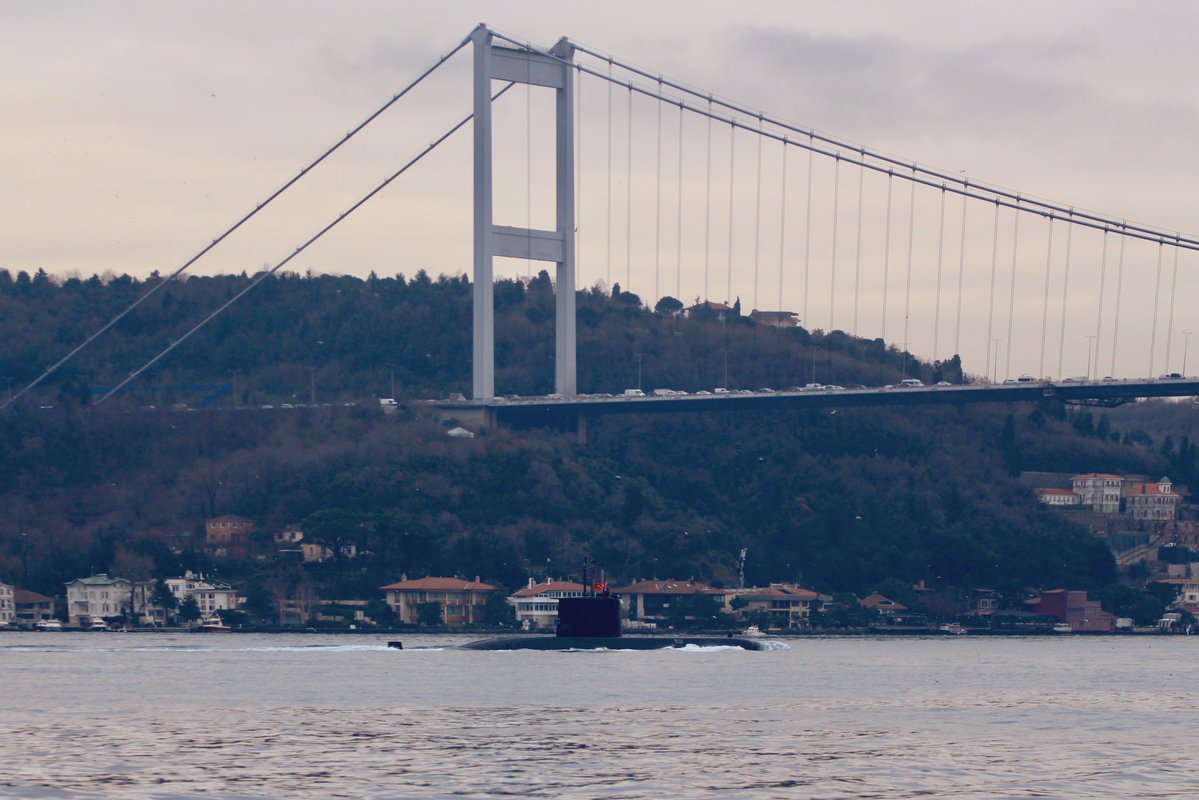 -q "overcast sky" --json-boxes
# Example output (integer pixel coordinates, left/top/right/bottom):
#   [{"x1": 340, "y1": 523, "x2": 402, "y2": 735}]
[{"x1": 4, "y1": 1, "x2": 1198, "y2": 379}]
